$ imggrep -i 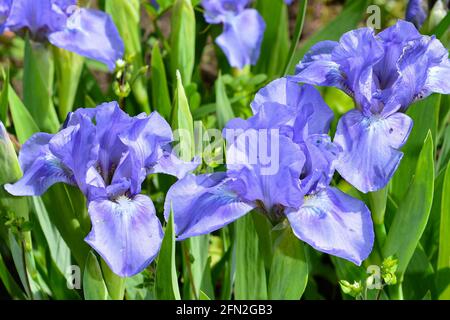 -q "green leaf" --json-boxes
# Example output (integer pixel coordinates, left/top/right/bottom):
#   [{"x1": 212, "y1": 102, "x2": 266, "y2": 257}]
[
  {"x1": 391, "y1": 95, "x2": 440, "y2": 202},
  {"x1": 403, "y1": 244, "x2": 435, "y2": 299},
  {"x1": 8, "y1": 84, "x2": 40, "y2": 144},
  {"x1": 151, "y1": 43, "x2": 172, "y2": 119},
  {"x1": 234, "y1": 212, "x2": 267, "y2": 299},
  {"x1": 0, "y1": 252, "x2": 26, "y2": 299},
  {"x1": 286, "y1": 0, "x2": 369, "y2": 74},
  {"x1": 215, "y1": 72, "x2": 235, "y2": 129},
  {"x1": 255, "y1": 0, "x2": 290, "y2": 78},
  {"x1": 172, "y1": 70, "x2": 195, "y2": 161},
  {"x1": 31, "y1": 197, "x2": 72, "y2": 286},
  {"x1": 7, "y1": 228, "x2": 44, "y2": 299},
  {"x1": 437, "y1": 125, "x2": 450, "y2": 173},
  {"x1": 101, "y1": 259, "x2": 126, "y2": 300},
  {"x1": 268, "y1": 228, "x2": 308, "y2": 299},
  {"x1": 155, "y1": 210, "x2": 181, "y2": 300},
  {"x1": 199, "y1": 290, "x2": 211, "y2": 300},
  {"x1": 200, "y1": 257, "x2": 215, "y2": 300},
  {"x1": 170, "y1": 0, "x2": 196, "y2": 84},
  {"x1": 106, "y1": 0, "x2": 150, "y2": 112},
  {"x1": 430, "y1": 11, "x2": 450, "y2": 40},
  {"x1": 53, "y1": 47, "x2": 84, "y2": 120},
  {"x1": 0, "y1": 121, "x2": 22, "y2": 185},
  {"x1": 218, "y1": 226, "x2": 233, "y2": 300},
  {"x1": 383, "y1": 132, "x2": 434, "y2": 276},
  {"x1": 7, "y1": 231, "x2": 33, "y2": 298},
  {"x1": 83, "y1": 251, "x2": 109, "y2": 300},
  {"x1": 421, "y1": 169, "x2": 445, "y2": 258},
  {"x1": 331, "y1": 256, "x2": 366, "y2": 284},
  {"x1": 42, "y1": 185, "x2": 90, "y2": 269},
  {"x1": 437, "y1": 160, "x2": 450, "y2": 299},
  {"x1": 23, "y1": 38, "x2": 59, "y2": 133},
  {"x1": 0, "y1": 68, "x2": 9, "y2": 124},
  {"x1": 185, "y1": 235, "x2": 210, "y2": 299},
  {"x1": 283, "y1": 0, "x2": 308, "y2": 76}
]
